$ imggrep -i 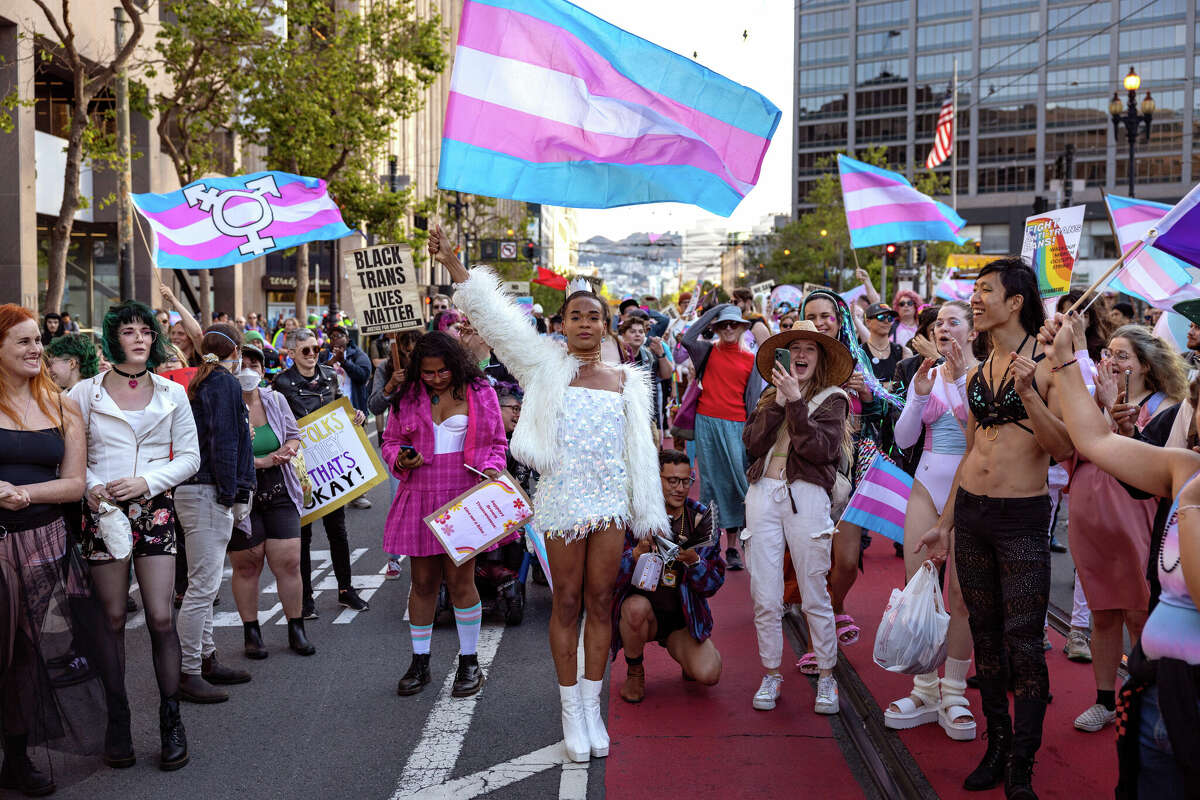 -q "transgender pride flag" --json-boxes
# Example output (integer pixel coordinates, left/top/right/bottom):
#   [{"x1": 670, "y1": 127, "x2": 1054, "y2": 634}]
[
  {"x1": 838, "y1": 155, "x2": 967, "y2": 249},
  {"x1": 437, "y1": 0, "x2": 781, "y2": 217},
  {"x1": 839, "y1": 455, "x2": 913, "y2": 544},
  {"x1": 1105, "y1": 192, "x2": 1200, "y2": 309},
  {"x1": 131, "y1": 171, "x2": 354, "y2": 270}
]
